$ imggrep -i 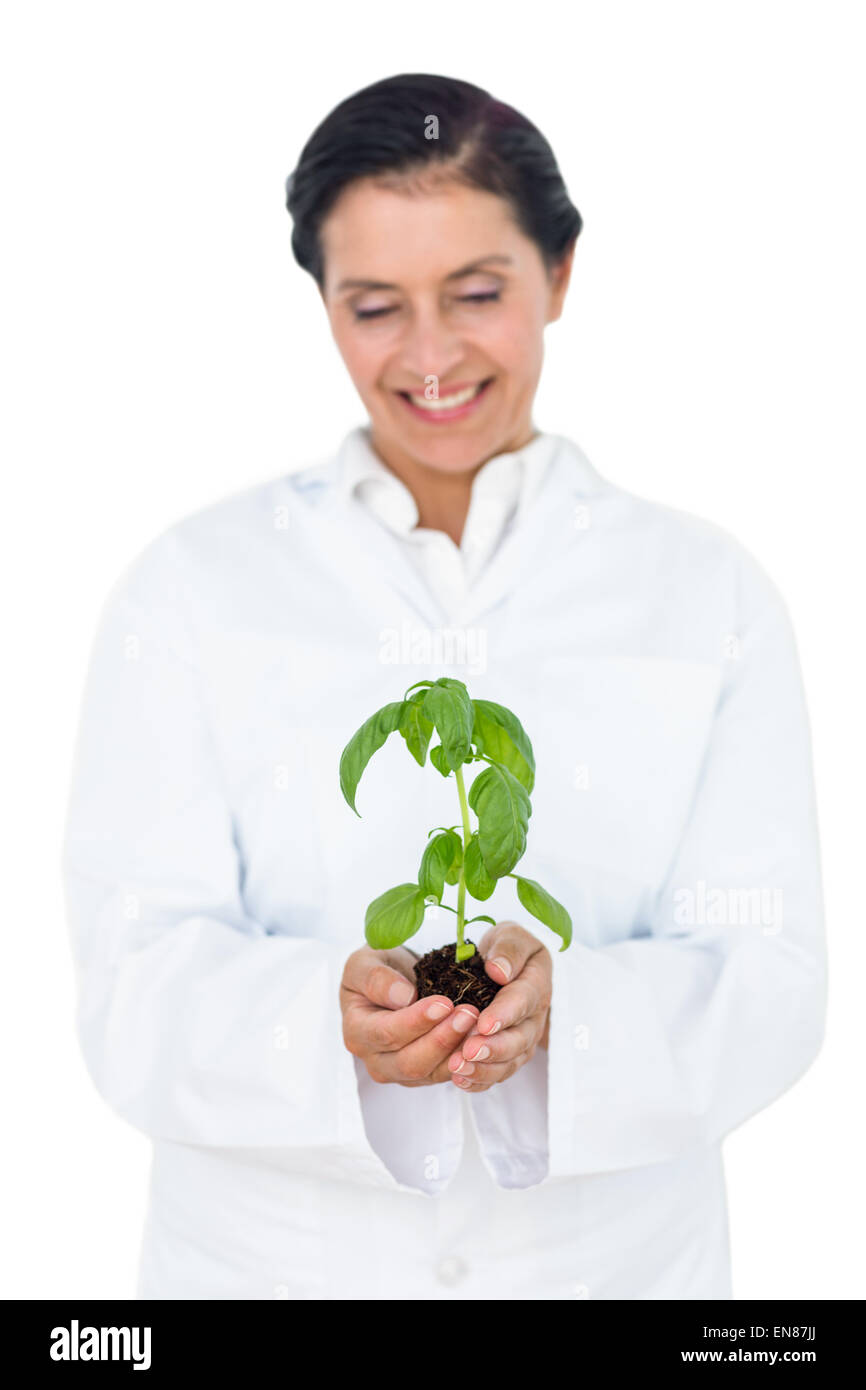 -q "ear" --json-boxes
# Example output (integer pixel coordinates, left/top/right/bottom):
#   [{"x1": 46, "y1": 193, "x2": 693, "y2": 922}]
[{"x1": 546, "y1": 241, "x2": 576, "y2": 324}]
